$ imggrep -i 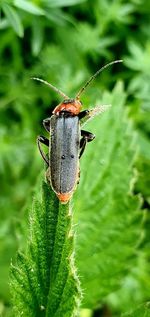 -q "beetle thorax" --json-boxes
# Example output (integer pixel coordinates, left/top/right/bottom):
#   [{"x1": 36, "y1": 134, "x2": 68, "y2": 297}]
[{"x1": 53, "y1": 99, "x2": 81, "y2": 115}]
